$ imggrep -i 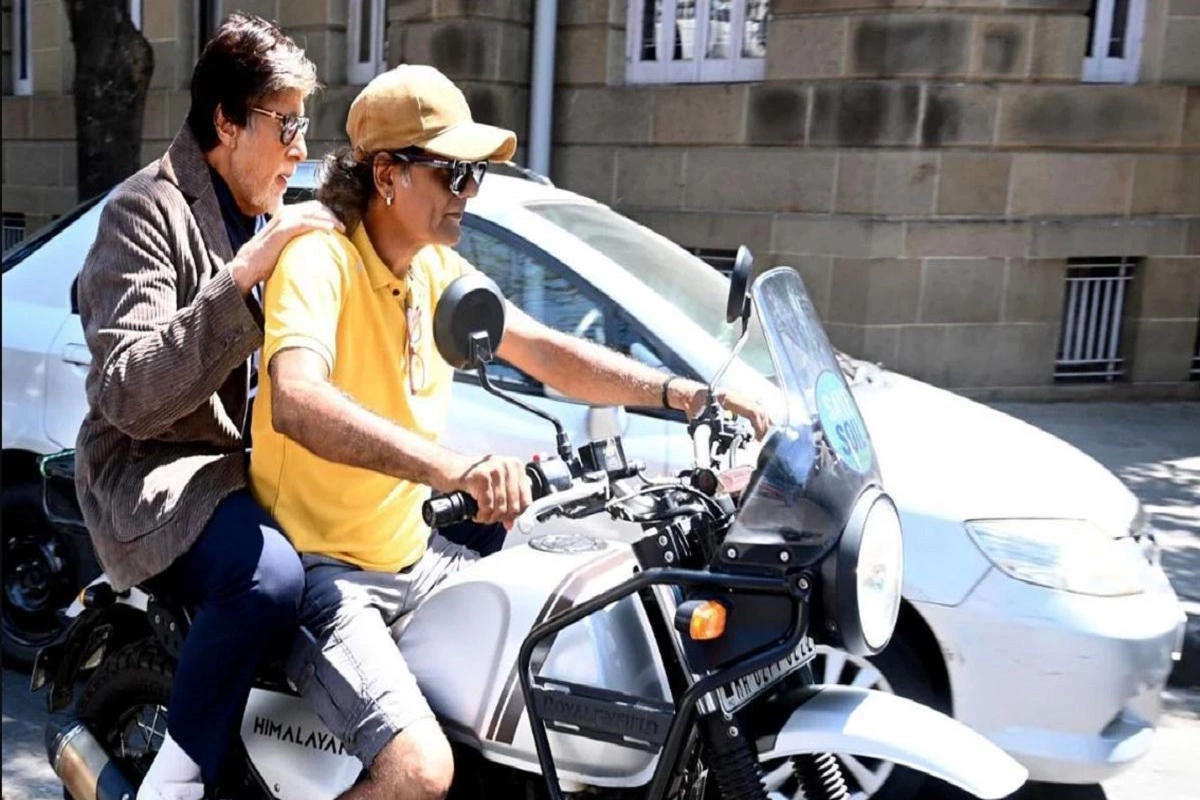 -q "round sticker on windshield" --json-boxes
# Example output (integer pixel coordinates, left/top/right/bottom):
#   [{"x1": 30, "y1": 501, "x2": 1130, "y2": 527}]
[{"x1": 815, "y1": 370, "x2": 872, "y2": 474}]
